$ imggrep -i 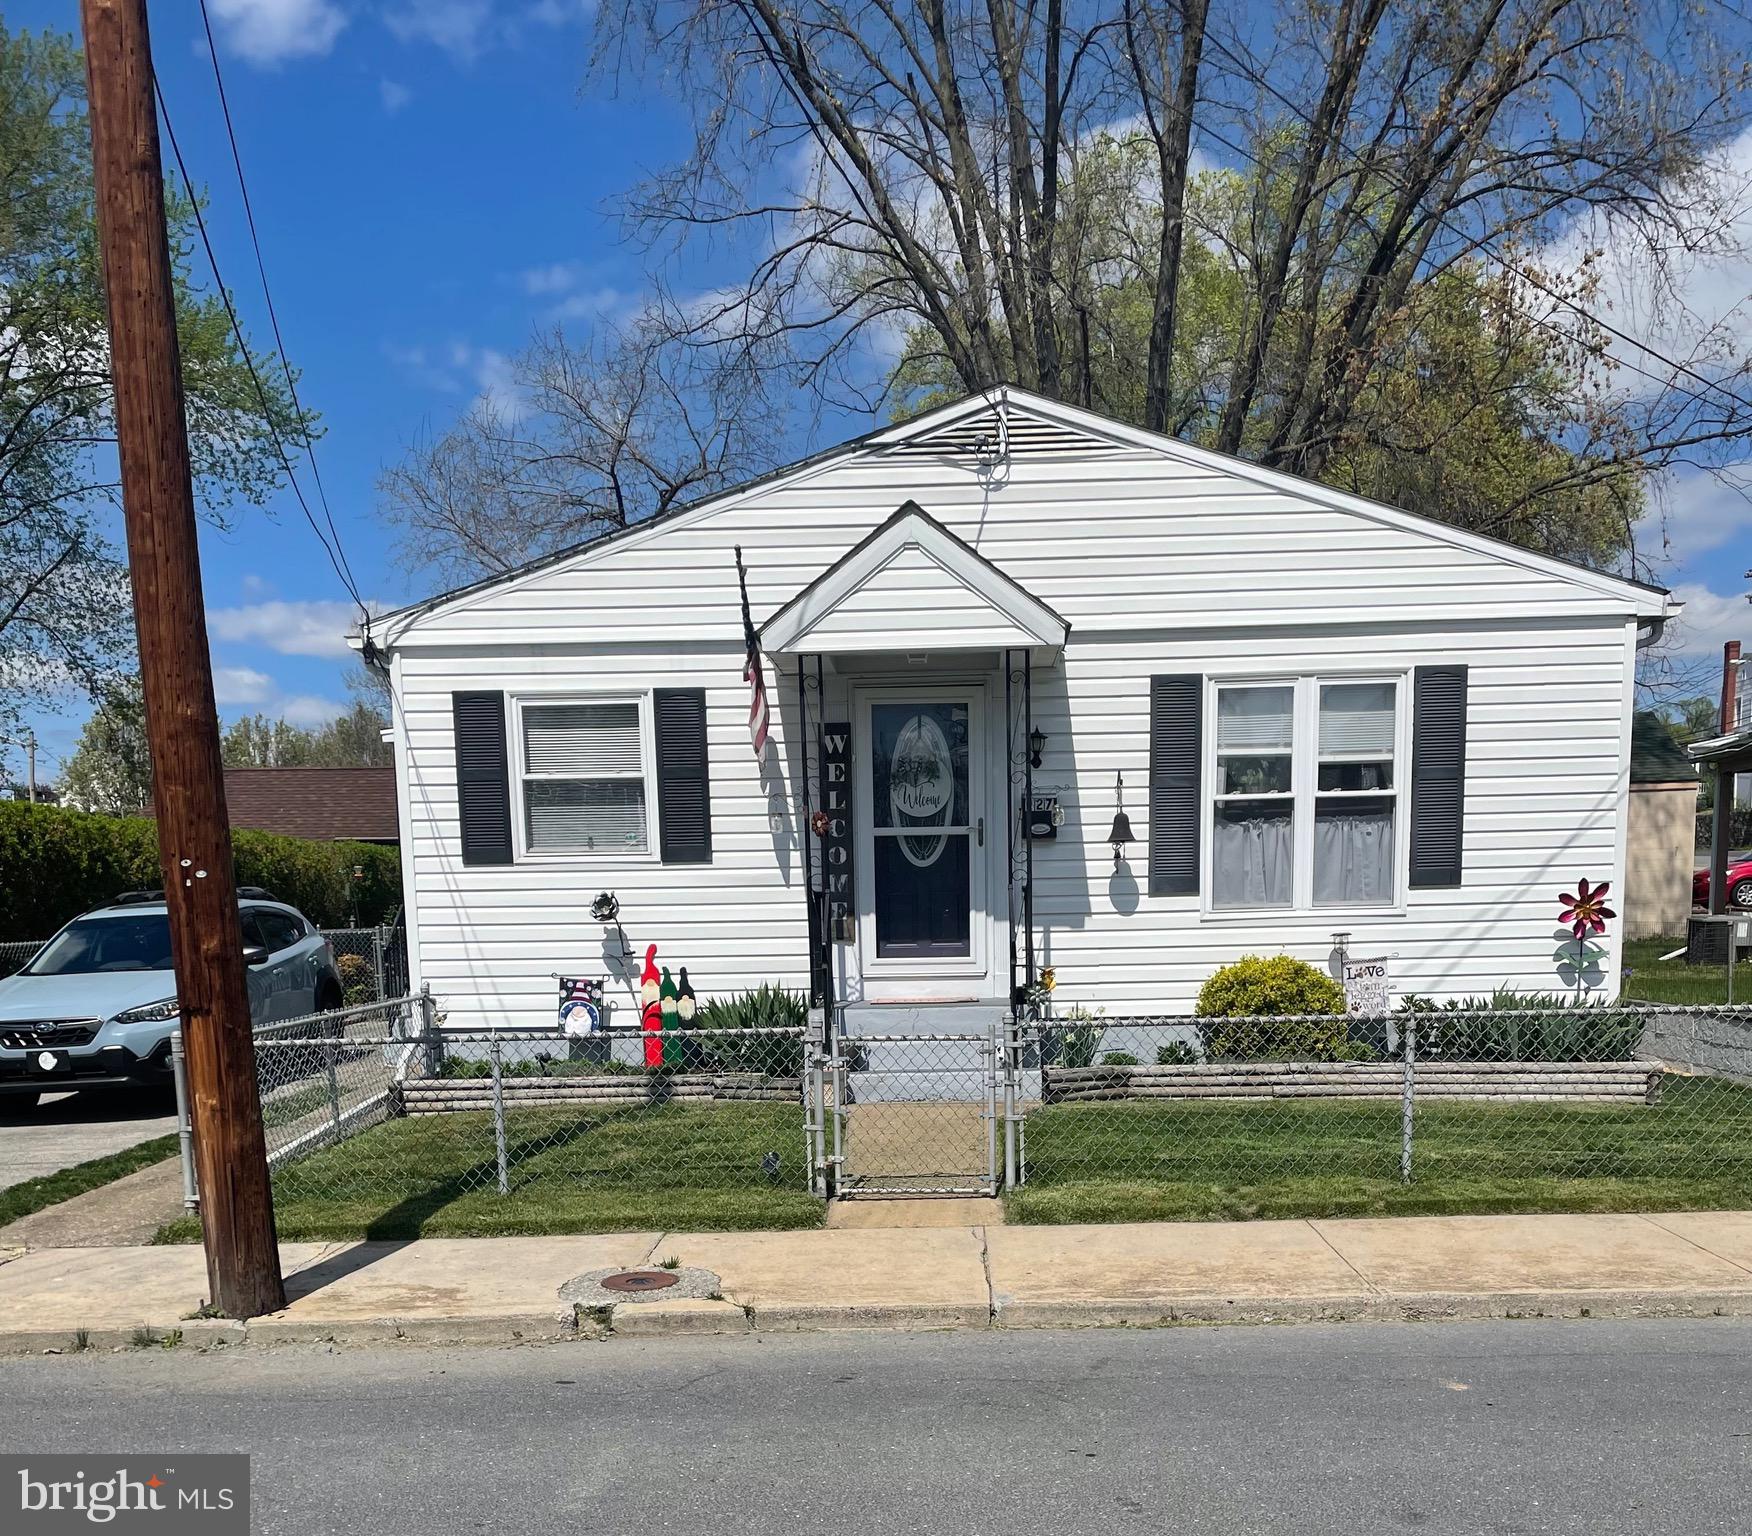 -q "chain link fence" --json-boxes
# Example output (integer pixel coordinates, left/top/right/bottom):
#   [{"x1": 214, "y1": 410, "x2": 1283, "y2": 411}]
[
  {"x1": 1005, "y1": 1003, "x2": 1752, "y2": 1220},
  {"x1": 0, "y1": 939, "x2": 39, "y2": 978},
  {"x1": 162, "y1": 993, "x2": 1752, "y2": 1234},
  {"x1": 176, "y1": 1005, "x2": 815, "y2": 1237}
]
